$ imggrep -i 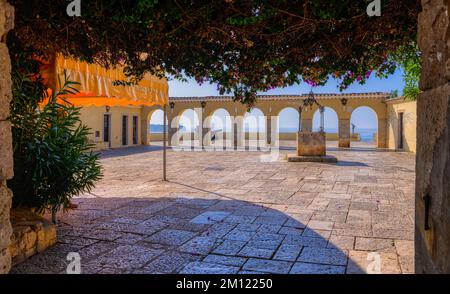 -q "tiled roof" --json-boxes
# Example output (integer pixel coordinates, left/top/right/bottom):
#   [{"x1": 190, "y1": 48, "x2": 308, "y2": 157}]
[{"x1": 169, "y1": 92, "x2": 390, "y2": 102}]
